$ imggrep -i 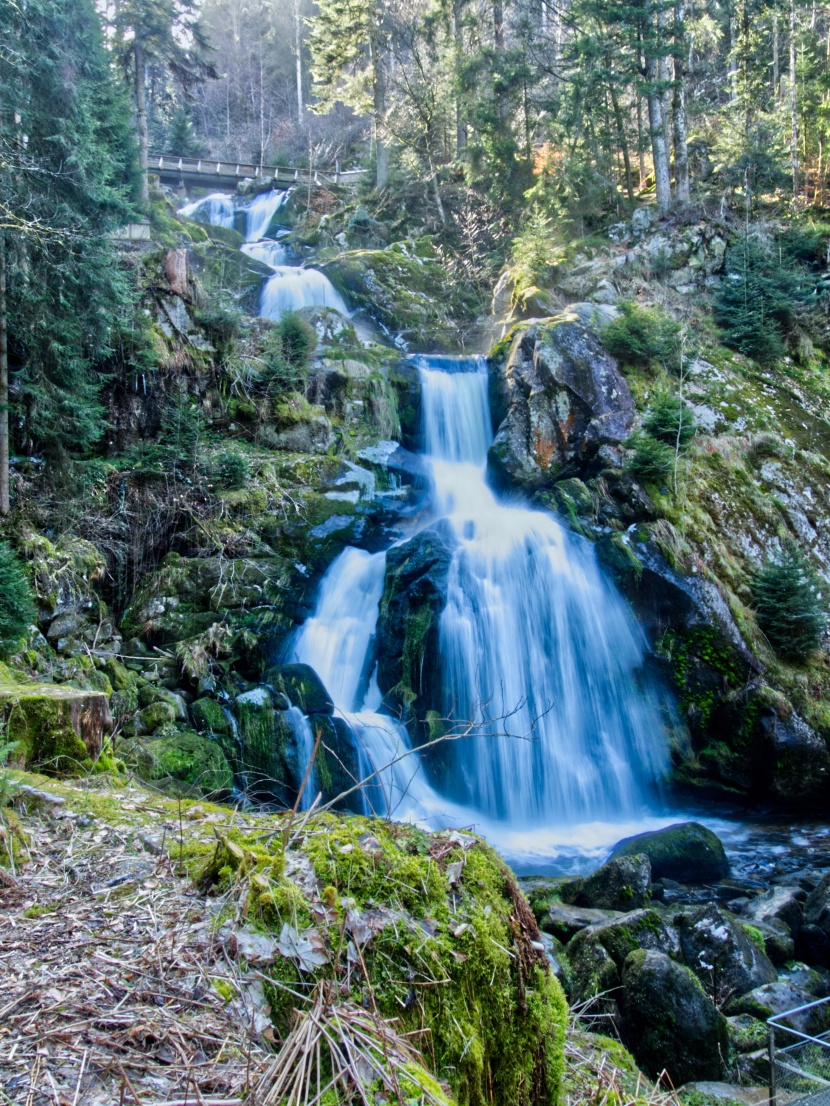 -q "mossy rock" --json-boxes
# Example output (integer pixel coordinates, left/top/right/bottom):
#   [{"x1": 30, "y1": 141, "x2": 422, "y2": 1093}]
[
  {"x1": 609, "y1": 822, "x2": 729, "y2": 883},
  {"x1": 1, "y1": 684, "x2": 111, "y2": 774},
  {"x1": 265, "y1": 663, "x2": 334, "y2": 715},
  {"x1": 199, "y1": 814, "x2": 568, "y2": 1106},
  {"x1": 233, "y1": 686, "x2": 292, "y2": 799},
  {"x1": 322, "y1": 239, "x2": 476, "y2": 351},
  {"x1": 621, "y1": 949, "x2": 728, "y2": 1083},
  {"x1": 144, "y1": 730, "x2": 234, "y2": 797}
]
